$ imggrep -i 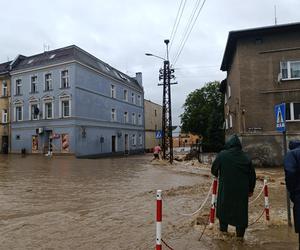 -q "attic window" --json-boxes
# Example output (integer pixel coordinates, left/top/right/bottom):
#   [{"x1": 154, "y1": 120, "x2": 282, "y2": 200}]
[
  {"x1": 119, "y1": 73, "x2": 128, "y2": 81},
  {"x1": 28, "y1": 59, "x2": 34, "y2": 64},
  {"x1": 49, "y1": 54, "x2": 56, "y2": 59},
  {"x1": 105, "y1": 65, "x2": 110, "y2": 71}
]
